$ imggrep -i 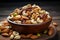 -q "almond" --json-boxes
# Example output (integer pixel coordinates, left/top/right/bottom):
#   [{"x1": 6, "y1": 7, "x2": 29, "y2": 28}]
[
  {"x1": 2, "y1": 33, "x2": 9, "y2": 37},
  {"x1": 22, "y1": 16, "x2": 29, "y2": 20},
  {"x1": 9, "y1": 30, "x2": 13, "y2": 36},
  {"x1": 53, "y1": 22, "x2": 58, "y2": 27},
  {"x1": 48, "y1": 27, "x2": 54, "y2": 36},
  {"x1": 26, "y1": 34, "x2": 32, "y2": 38},
  {"x1": 2, "y1": 28, "x2": 10, "y2": 33},
  {"x1": 21, "y1": 34, "x2": 27, "y2": 38},
  {"x1": 30, "y1": 35, "x2": 38, "y2": 39}
]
